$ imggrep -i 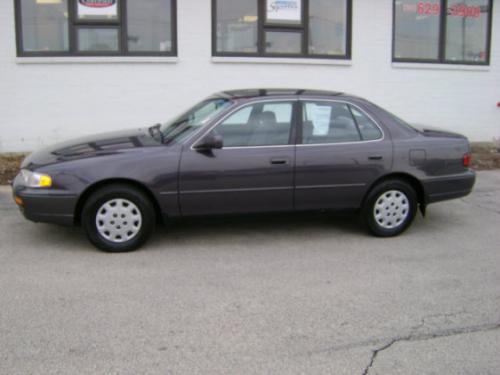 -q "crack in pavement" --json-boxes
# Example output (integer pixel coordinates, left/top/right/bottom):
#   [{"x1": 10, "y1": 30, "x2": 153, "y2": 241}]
[
  {"x1": 307, "y1": 311, "x2": 467, "y2": 357},
  {"x1": 304, "y1": 311, "x2": 499, "y2": 375},
  {"x1": 361, "y1": 339, "x2": 397, "y2": 375},
  {"x1": 359, "y1": 321, "x2": 500, "y2": 375}
]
